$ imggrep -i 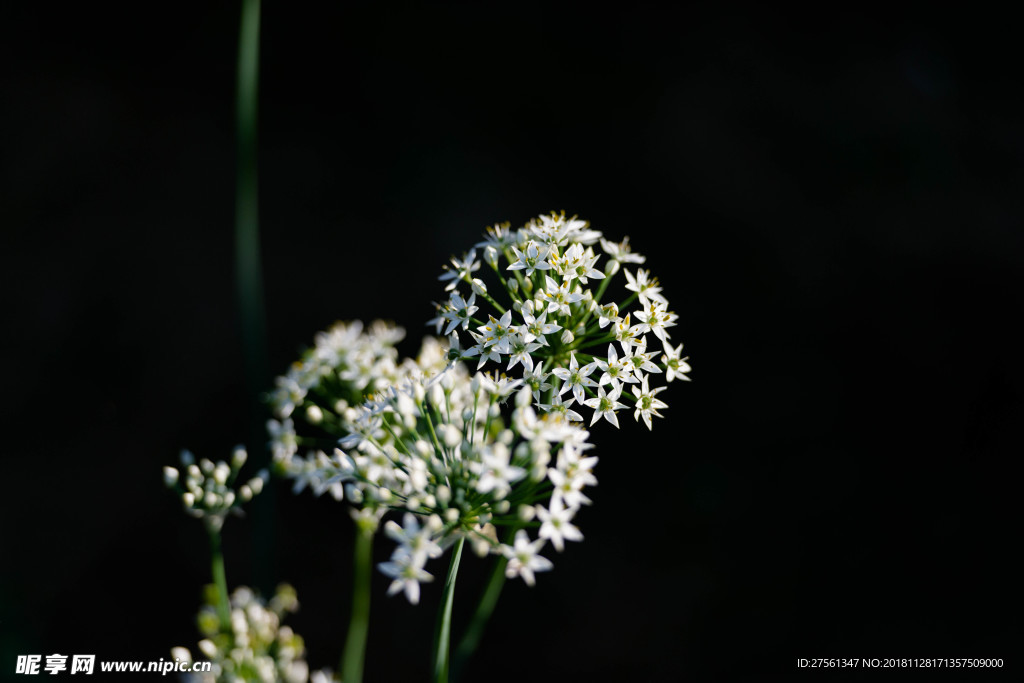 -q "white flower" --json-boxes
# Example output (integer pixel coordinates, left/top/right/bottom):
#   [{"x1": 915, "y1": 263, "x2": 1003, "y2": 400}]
[
  {"x1": 634, "y1": 300, "x2": 678, "y2": 345},
  {"x1": 521, "y1": 366, "x2": 553, "y2": 402},
  {"x1": 502, "y1": 530, "x2": 553, "y2": 586},
  {"x1": 536, "y1": 393, "x2": 584, "y2": 422},
  {"x1": 475, "y1": 221, "x2": 516, "y2": 250},
  {"x1": 439, "y1": 250, "x2": 481, "y2": 291},
  {"x1": 596, "y1": 301, "x2": 620, "y2": 329},
  {"x1": 592, "y1": 343, "x2": 639, "y2": 391},
  {"x1": 378, "y1": 552, "x2": 434, "y2": 604},
  {"x1": 518, "y1": 300, "x2": 561, "y2": 345},
  {"x1": 477, "y1": 310, "x2": 515, "y2": 354},
  {"x1": 507, "y1": 240, "x2": 553, "y2": 277},
  {"x1": 623, "y1": 268, "x2": 667, "y2": 306},
  {"x1": 442, "y1": 292, "x2": 479, "y2": 335},
  {"x1": 631, "y1": 375, "x2": 668, "y2": 430},
  {"x1": 553, "y1": 243, "x2": 605, "y2": 284},
  {"x1": 546, "y1": 455, "x2": 596, "y2": 507},
  {"x1": 599, "y1": 235, "x2": 645, "y2": 265},
  {"x1": 622, "y1": 337, "x2": 662, "y2": 380},
  {"x1": 536, "y1": 496, "x2": 583, "y2": 552},
  {"x1": 663, "y1": 342, "x2": 692, "y2": 382},
  {"x1": 473, "y1": 443, "x2": 526, "y2": 496},
  {"x1": 582, "y1": 384, "x2": 625, "y2": 428},
  {"x1": 384, "y1": 512, "x2": 443, "y2": 565},
  {"x1": 550, "y1": 353, "x2": 598, "y2": 405},
  {"x1": 538, "y1": 275, "x2": 584, "y2": 316},
  {"x1": 613, "y1": 312, "x2": 643, "y2": 346},
  {"x1": 506, "y1": 332, "x2": 542, "y2": 372}
]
